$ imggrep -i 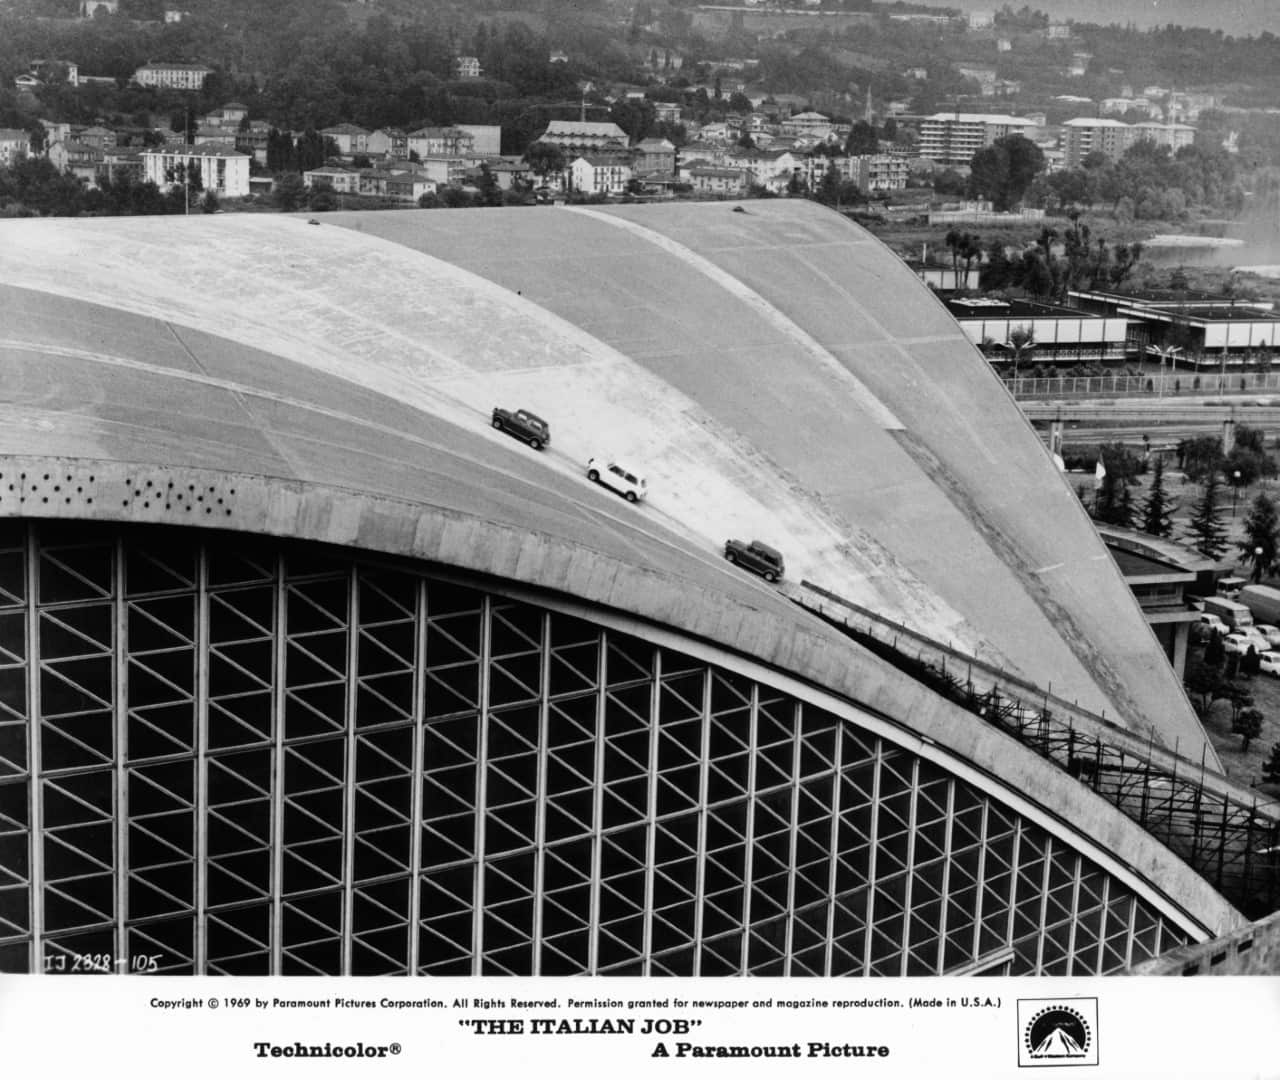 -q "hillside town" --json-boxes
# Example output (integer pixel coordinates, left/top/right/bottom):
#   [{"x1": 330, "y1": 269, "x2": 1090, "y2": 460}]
[{"x1": 0, "y1": 0, "x2": 1271, "y2": 220}]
